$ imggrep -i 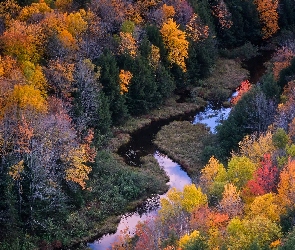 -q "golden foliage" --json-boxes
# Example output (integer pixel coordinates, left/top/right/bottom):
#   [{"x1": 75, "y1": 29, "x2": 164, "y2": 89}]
[
  {"x1": 118, "y1": 32, "x2": 138, "y2": 58},
  {"x1": 159, "y1": 184, "x2": 207, "y2": 221},
  {"x1": 185, "y1": 14, "x2": 209, "y2": 42},
  {"x1": 162, "y1": 4, "x2": 175, "y2": 21},
  {"x1": 254, "y1": 0, "x2": 279, "y2": 39},
  {"x1": 149, "y1": 44, "x2": 160, "y2": 68},
  {"x1": 6, "y1": 84, "x2": 47, "y2": 114},
  {"x1": 119, "y1": 69, "x2": 133, "y2": 94},
  {"x1": 55, "y1": 0, "x2": 73, "y2": 12},
  {"x1": 65, "y1": 145, "x2": 92, "y2": 189},
  {"x1": 219, "y1": 183, "x2": 243, "y2": 218},
  {"x1": 237, "y1": 131, "x2": 275, "y2": 165},
  {"x1": 178, "y1": 230, "x2": 200, "y2": 249},
  {"x1": 277, "y1": 159, "x2": 295, "y2": 210},
  {"x1": 65, "y1": 11, "x2": 87, "y2": 37},
  {"x1": 245, "y1": 193, "x2": 281, "y2": 222},
  {"x1": 1, "y1": 20, "x2": 45, "y2": 63},
  {"x1": 212, "y1": 0, "x2": 233, "y2": 29},
  {"x1": 21, "y1": 61, "x2": 48, "y2": 96},
  {"x1": 200, "y1": 156, "x2": 227, "y2": 198},
  {"x1": 160, "y1": 18, "x2": 189, "y2": 71},
  {"x1": 9, "y1": 160, "x2": 24, "y2": 180},
  {"x1": 18, "y1": 1, "x2": 51, "y2": 22}
]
